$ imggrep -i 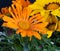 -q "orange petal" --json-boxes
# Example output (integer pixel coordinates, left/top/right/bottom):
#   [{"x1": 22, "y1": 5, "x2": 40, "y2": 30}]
[
  {"x1": 27, "y1": 31, "x2": 33, "y2": 37},
  {"x1": 22, "y1": 8, "x2": 27, "y2": 20},
  {"x1": 26, "y1": 8, "x2": 32, "y2": 20},
  {"x1": 27, "y1": 31, "x2": 33, "y2": 40},
  {"x1": 9, "y1": 7, "x2": 16, "y2": 20},
  {"x1": 32, "y1": 31, "x2": 41, "y2": 40},
  {"x1": 21, "y1": 31, "x2": 27, "y2": 37},
  {"x1": 11, "y1": 4, "x2": 18, "y2": 18},
  {"x1": 3, "y1": 16, "x2": 15, "y2": 22},
  {"x1": 33, "y1": 22, "x2": 48, "y2": 28},
  {"x1": 16, "y1": 29, "x2": 23, "y2": 34},
  {"x1": 2, "y1": 22, "x2": 18, "y2": 29},
  {"x1": 2, "y1": 23, "x2": 7, "y2": 27}
]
